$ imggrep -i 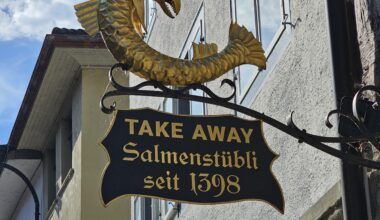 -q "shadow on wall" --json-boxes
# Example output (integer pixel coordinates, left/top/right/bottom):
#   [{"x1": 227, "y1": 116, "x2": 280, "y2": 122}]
[
  {"x1": 370, "y1": 1, "x2": 380, "y2": 98},
  {"x1": 354, "y1": 0, "x2": 380, "y2": 218},
  {"x1": 366, "y1": 1, "x2": 380, "y2": 218}
]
